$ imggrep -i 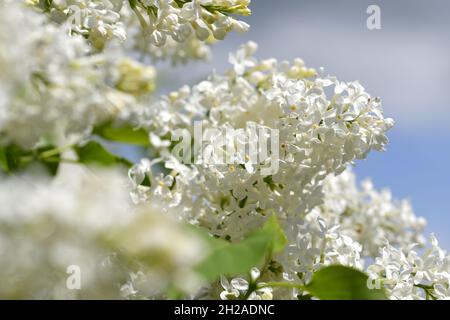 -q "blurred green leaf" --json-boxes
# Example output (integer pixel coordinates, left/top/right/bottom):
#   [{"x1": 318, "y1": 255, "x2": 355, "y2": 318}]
[
  {"x1": 94, "y1": 122, "x2": 149, "y2": 146},
  {"x1": 75, "y1": 141, "x2": 132, "y2": 167},
  {"x1": 0, "y1": 147, "x2": 8, "y2": 172},
  {"x1": 305, "y1": 265, "x2": 387, "y2": 300},
  {"x1": 0, "y1": 145, "x2": 25, "y2": 173},
  {"x1": 0, "y1": 144, "x2": 61, "y2": 175}
]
